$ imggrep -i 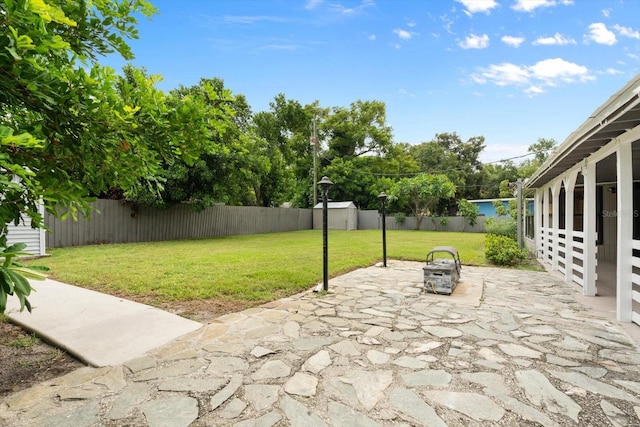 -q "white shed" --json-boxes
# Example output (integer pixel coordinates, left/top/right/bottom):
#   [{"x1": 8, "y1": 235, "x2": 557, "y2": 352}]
[
  {"x1": 313, "y1": 201, "x2": 358, "y2": 230},
  {"x1": 6, "y1": 211, "x2": 46, "y2": 257}
]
